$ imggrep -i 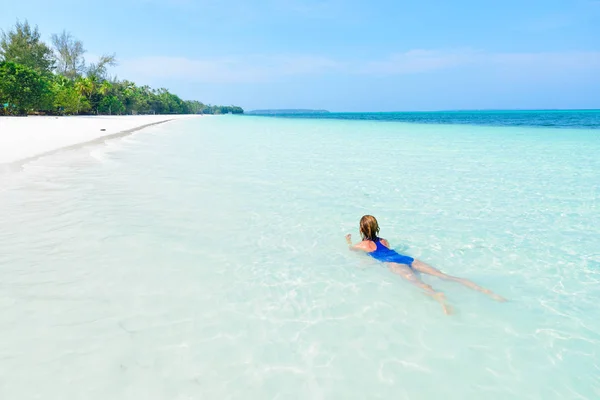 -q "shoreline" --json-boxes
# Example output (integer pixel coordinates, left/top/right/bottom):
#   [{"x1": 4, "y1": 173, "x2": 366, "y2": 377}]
[{"x1": 0, "y1": 115, "x2": 202, "y2": 168}]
